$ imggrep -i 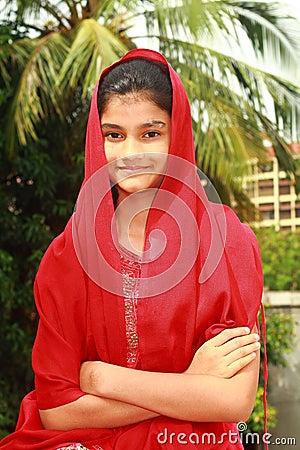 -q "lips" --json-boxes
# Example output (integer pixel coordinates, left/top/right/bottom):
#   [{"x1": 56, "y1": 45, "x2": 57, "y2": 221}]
[{"x1": 117, "y1": 165, "x2": 151, "y2": 174}]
